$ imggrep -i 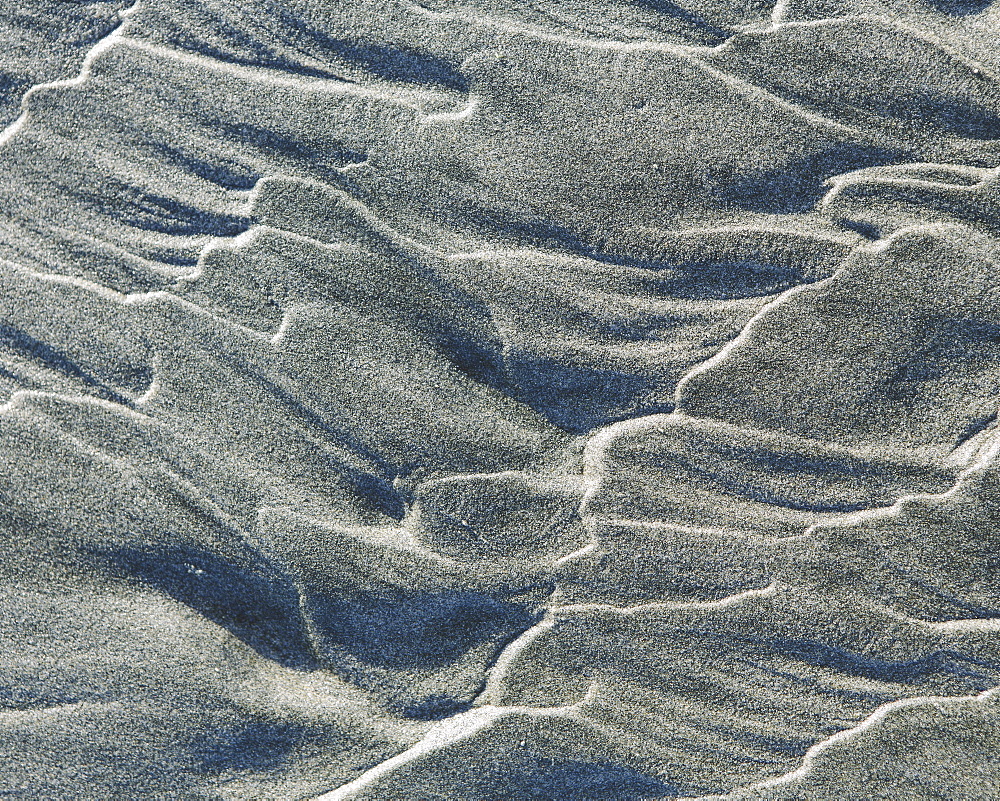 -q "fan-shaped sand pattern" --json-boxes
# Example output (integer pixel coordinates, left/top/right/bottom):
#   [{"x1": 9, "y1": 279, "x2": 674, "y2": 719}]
[{"x1": 1, "y1": 1, "x2": 1000, "y2": 798}]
